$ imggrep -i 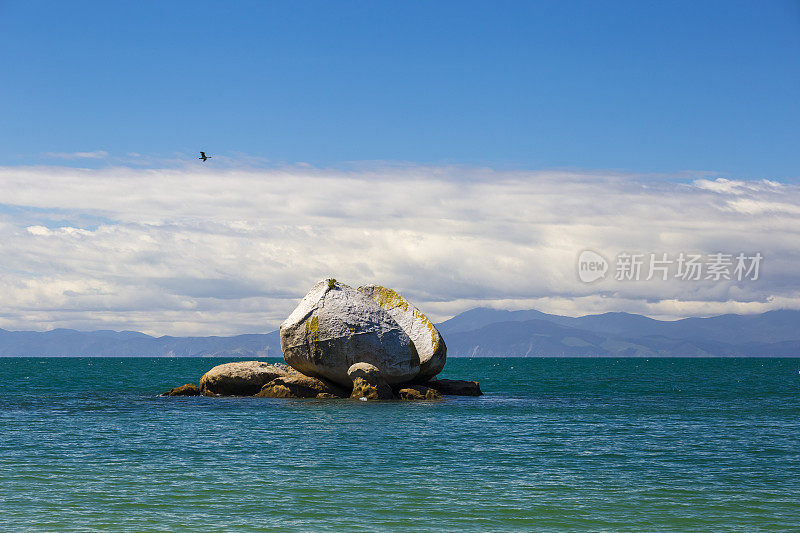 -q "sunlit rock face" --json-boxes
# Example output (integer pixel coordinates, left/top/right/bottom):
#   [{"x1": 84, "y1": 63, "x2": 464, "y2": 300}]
[
  {"x1": 357, "y1": 284, "x2": 446, "y2": 382},
  {"x1": 199, "y1": 361, "x2": 293, "y2": 396},
  {"x1": 280, "y1": 279, "x2": 421, "y2": 386}
]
